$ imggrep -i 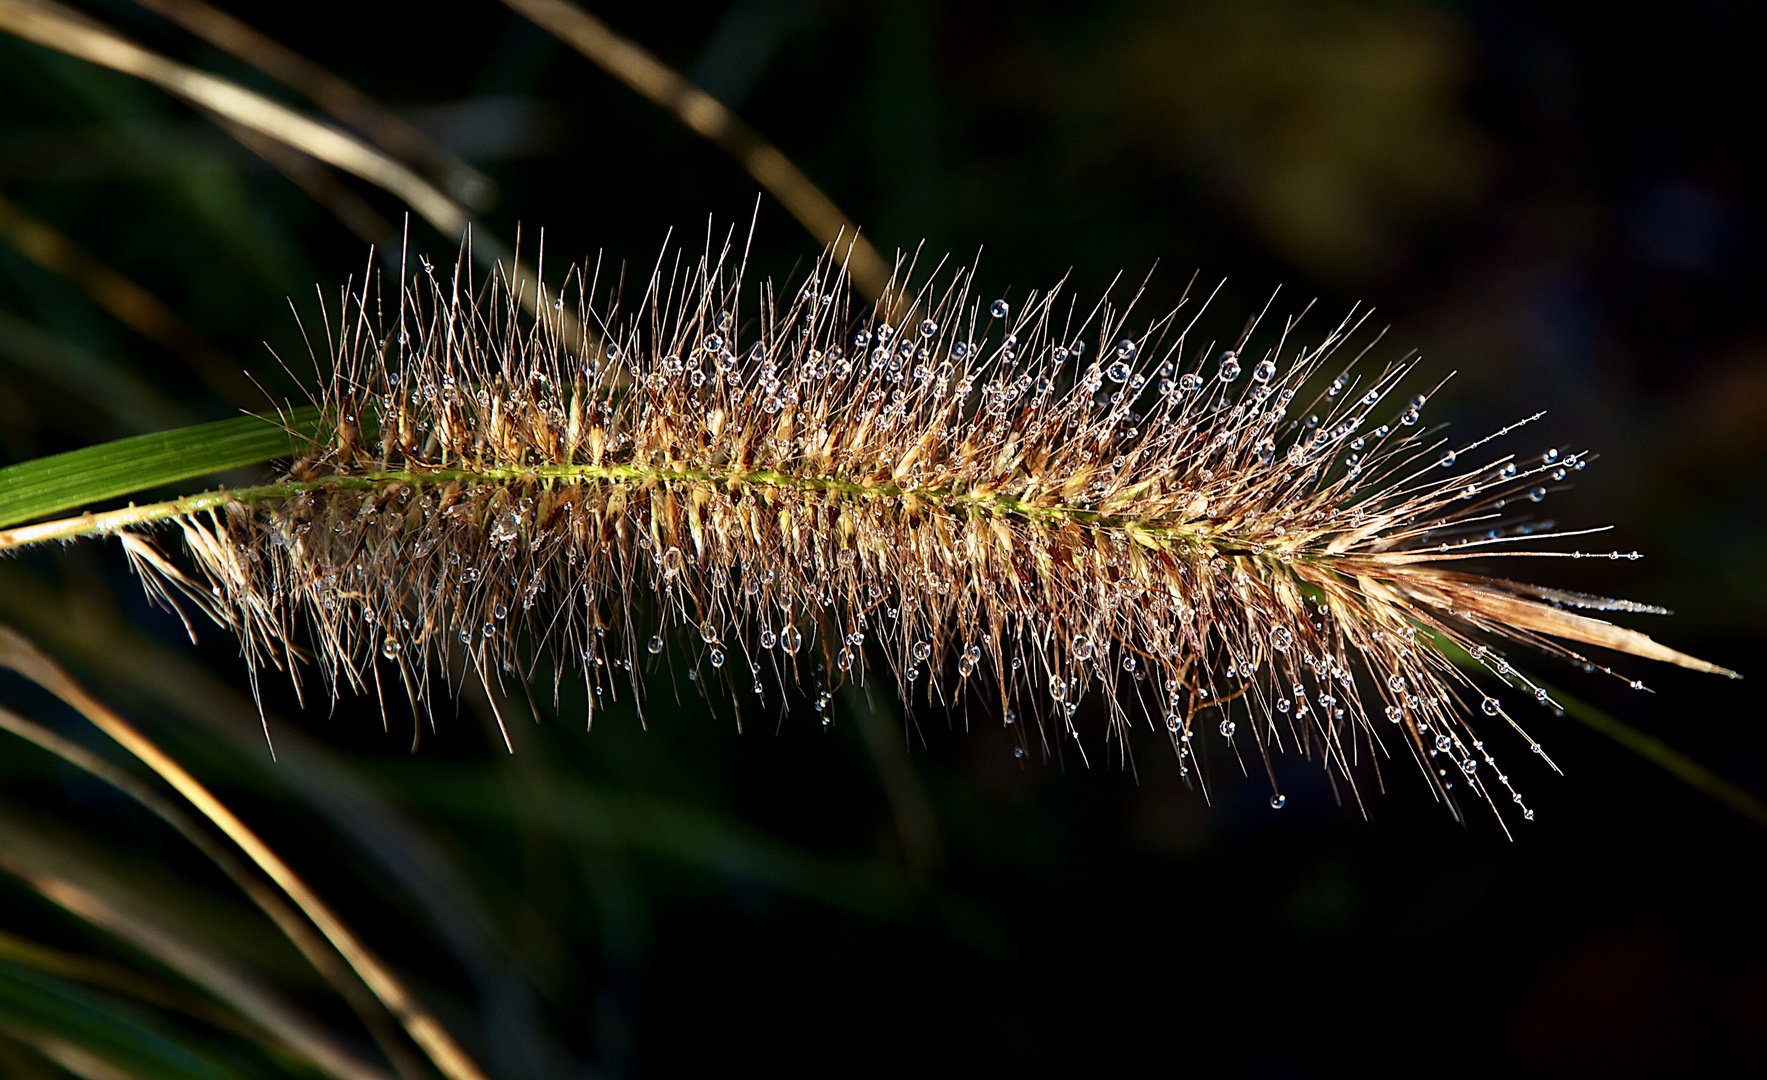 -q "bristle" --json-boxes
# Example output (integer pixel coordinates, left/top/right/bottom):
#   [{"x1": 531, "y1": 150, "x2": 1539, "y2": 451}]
[{"x1": 120, "y1": 234, "x2": 1732, "y2": 826}]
